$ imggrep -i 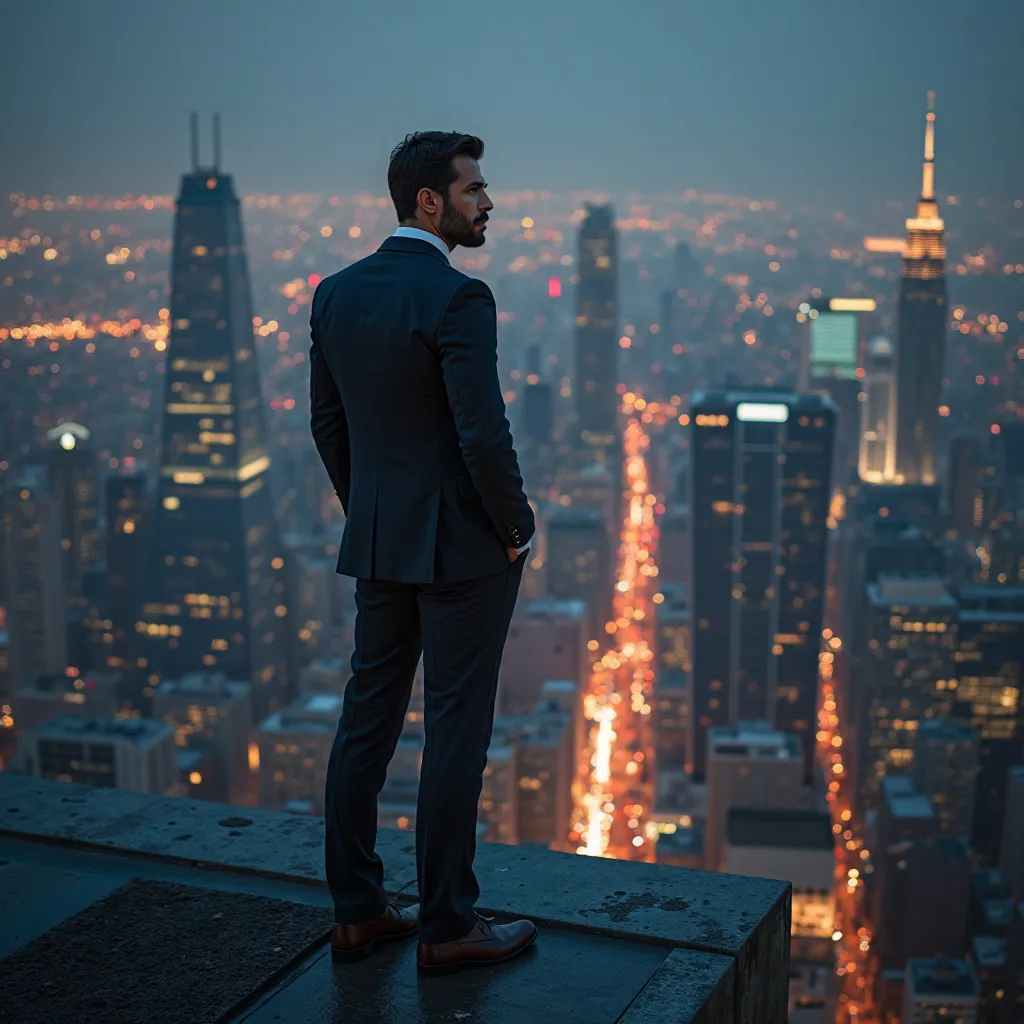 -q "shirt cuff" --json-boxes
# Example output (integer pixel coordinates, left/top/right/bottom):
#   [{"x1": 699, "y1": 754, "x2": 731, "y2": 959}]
[{"x1": 515, "y1": 540, "x2": 532, "y2": 555}]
